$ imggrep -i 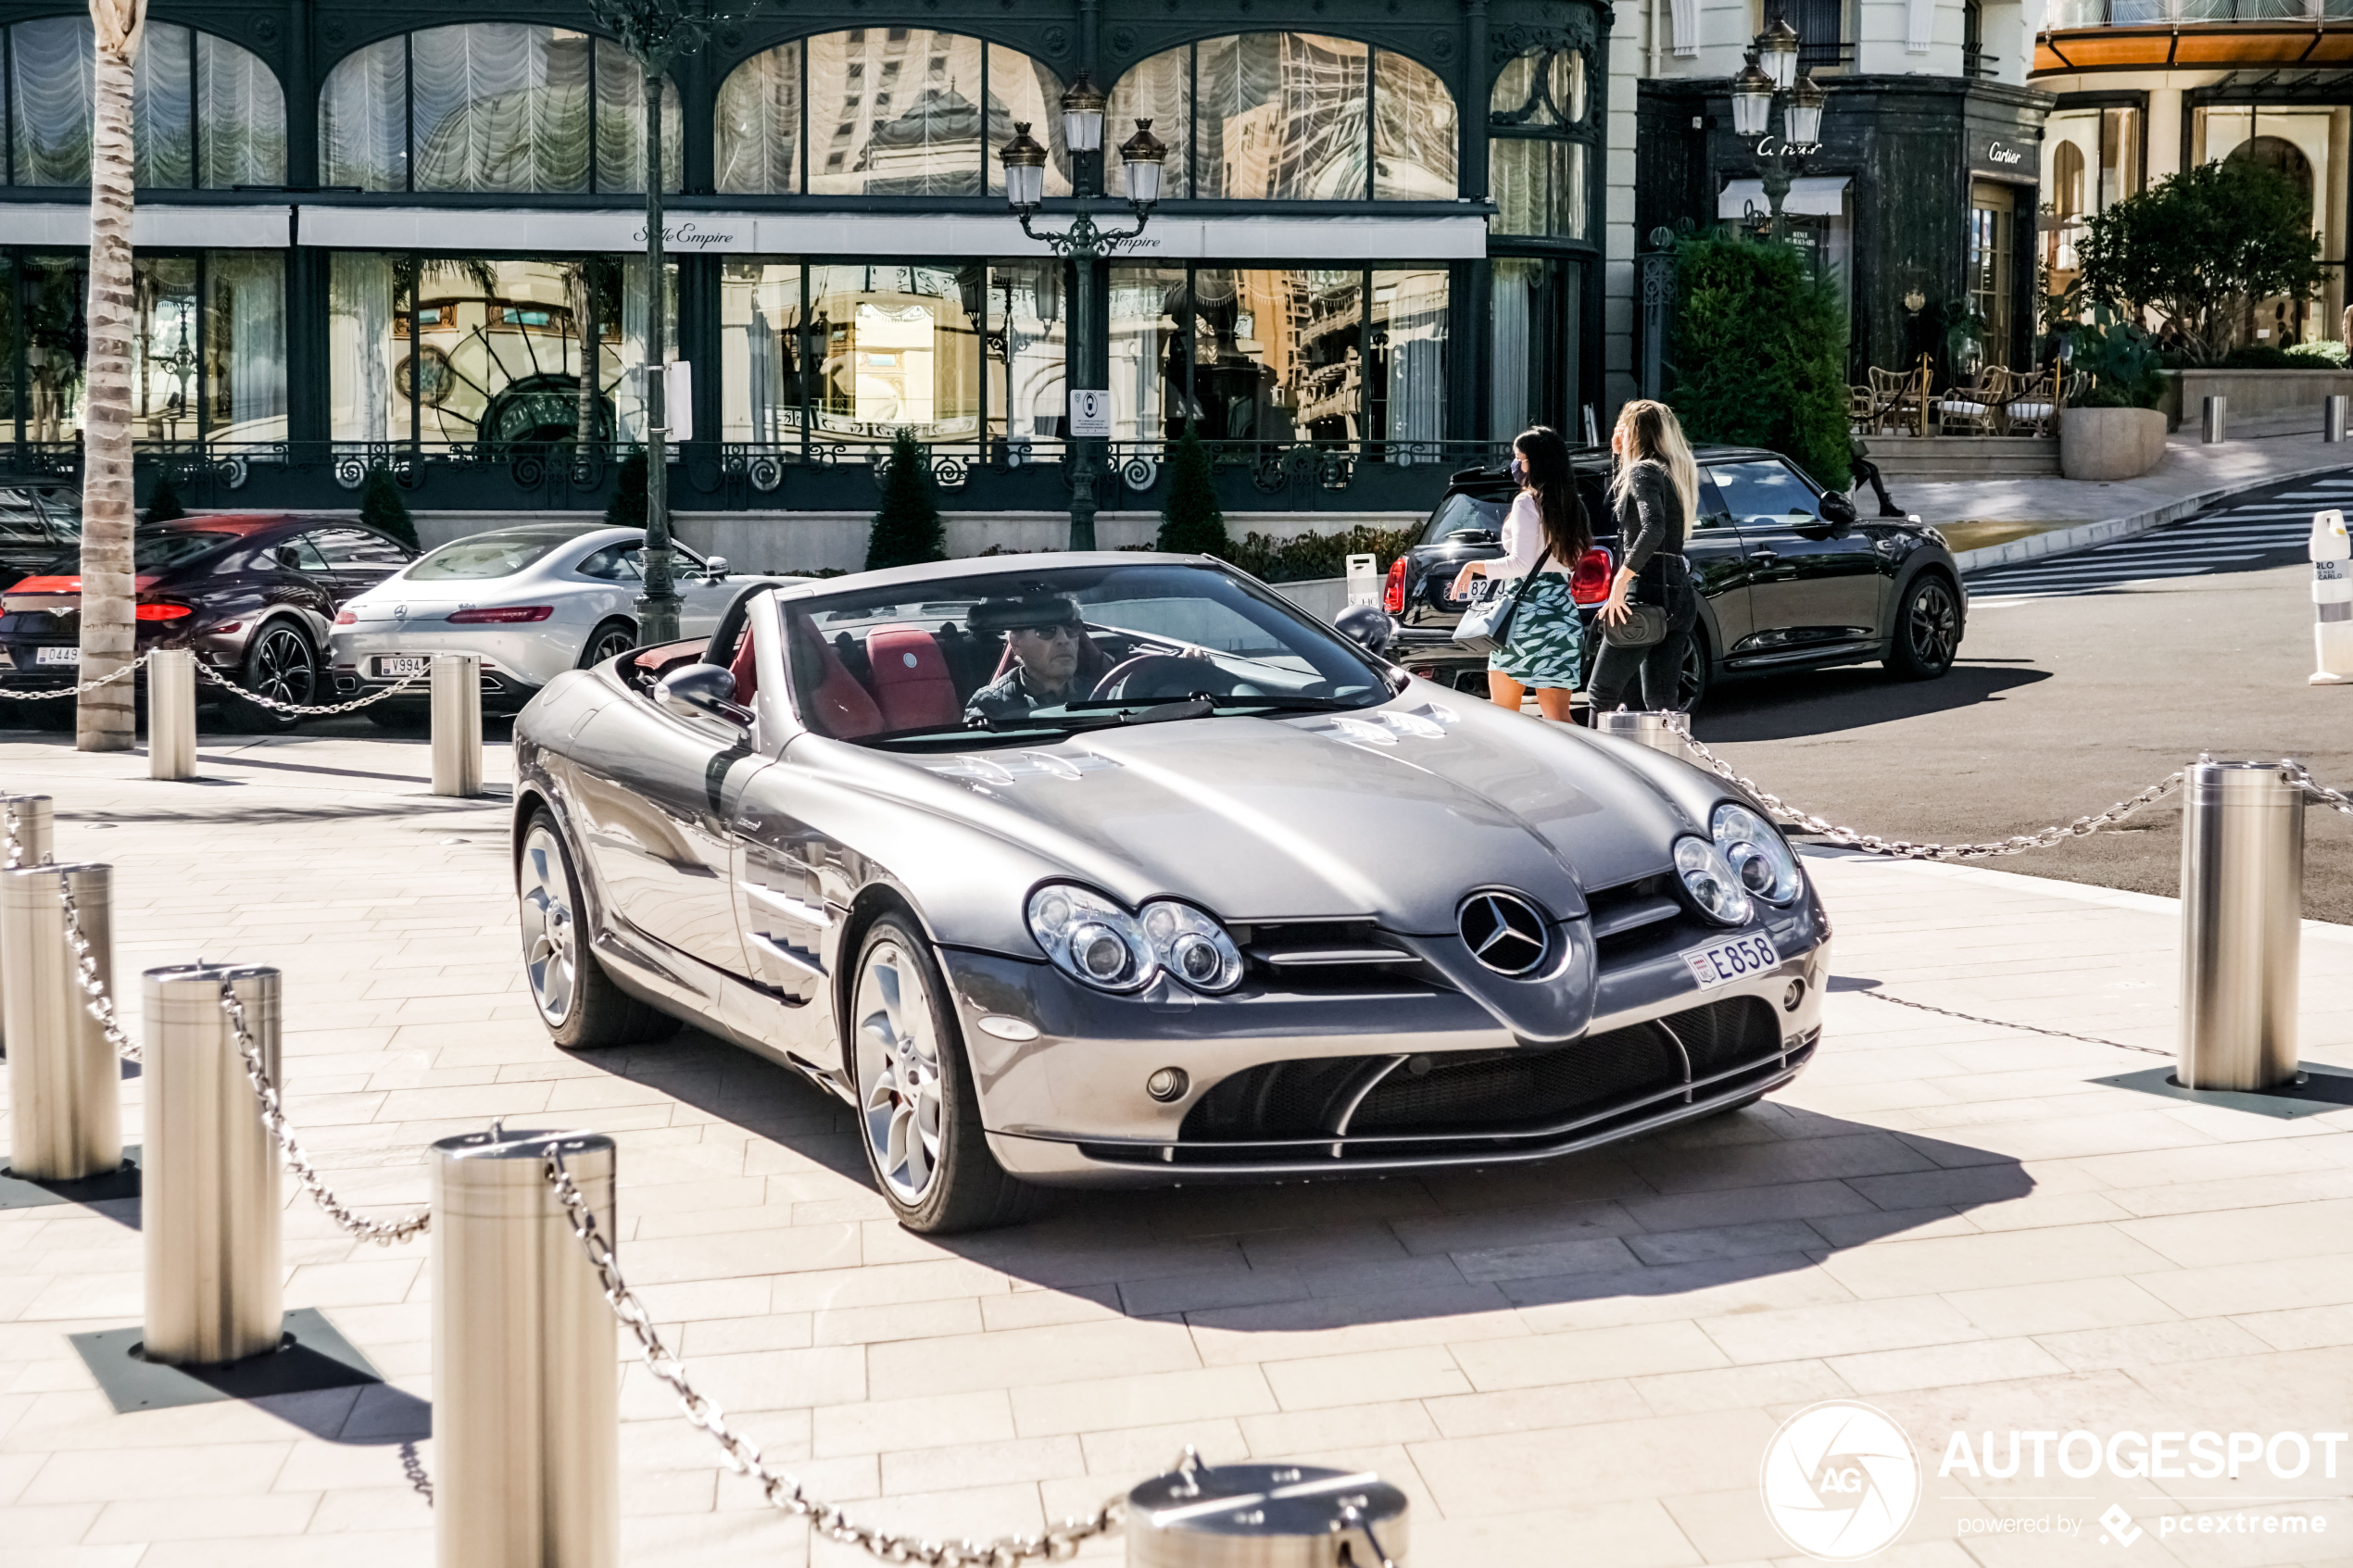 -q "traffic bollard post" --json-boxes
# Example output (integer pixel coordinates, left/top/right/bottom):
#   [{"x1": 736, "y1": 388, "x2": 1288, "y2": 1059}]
[
  {"x1": 147, "y1": 649, "x2": 198, "y2": 781},
  {"x1": 433, "y1": 1127, "x2": 617, "y2": 1568},
  {"x1": 1594, "y1": 708, "x2": 1694, "y2": 758},
  {"x1": 1, "y1": 794, "x2": 55, "y2": 1058},
  {"x1": 1126, "y1": 1452, "x2": 1409, "y2": 1566},
  {"x1": 2328, "y1": 395, "x2": 2349, "y2": 445},
  {"x1": 142, "y1": 964, "x2": 283, "y2": 1365},
  {"x1": 1, "y1": 863, "x2": 123, "y2": 1181},
  {"x1": 2178, "y1": 760, "x2": 2304, "y2": 1093},
  {"x1": 2203, "y1": 395, "x2": 2229, "y2": 444},
  {"x1": 431, "y1": 653, "x2": 484, "y2": 798},
  {"x1": 2312, "y1": 509, "x2": 2352, "y2": 685}
]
